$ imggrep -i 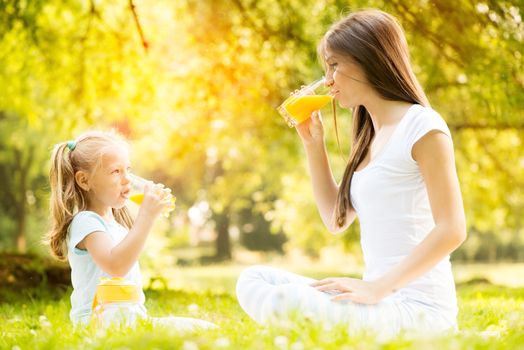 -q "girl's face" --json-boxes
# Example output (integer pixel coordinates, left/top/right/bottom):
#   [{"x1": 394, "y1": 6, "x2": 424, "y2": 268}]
[
  {"x1": 86, "y1": 147, "x2": 132, "y2": 211},
  {"x1": 324, "y1": 47, "x2": 370, "y2": 109}
]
